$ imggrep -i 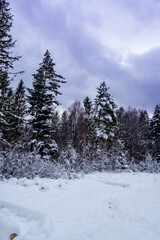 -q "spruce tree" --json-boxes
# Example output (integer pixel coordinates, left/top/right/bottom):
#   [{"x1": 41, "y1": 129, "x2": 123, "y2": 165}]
[
  {"x1": 151, "y1": 104, "x2": 160, "y2": 162},
  {"x1": 94, "y1": 82, "x2": 117, "y2": 147},
  {"x1": 28, "y1": 50, "x2": 65, "y2": 158}
]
